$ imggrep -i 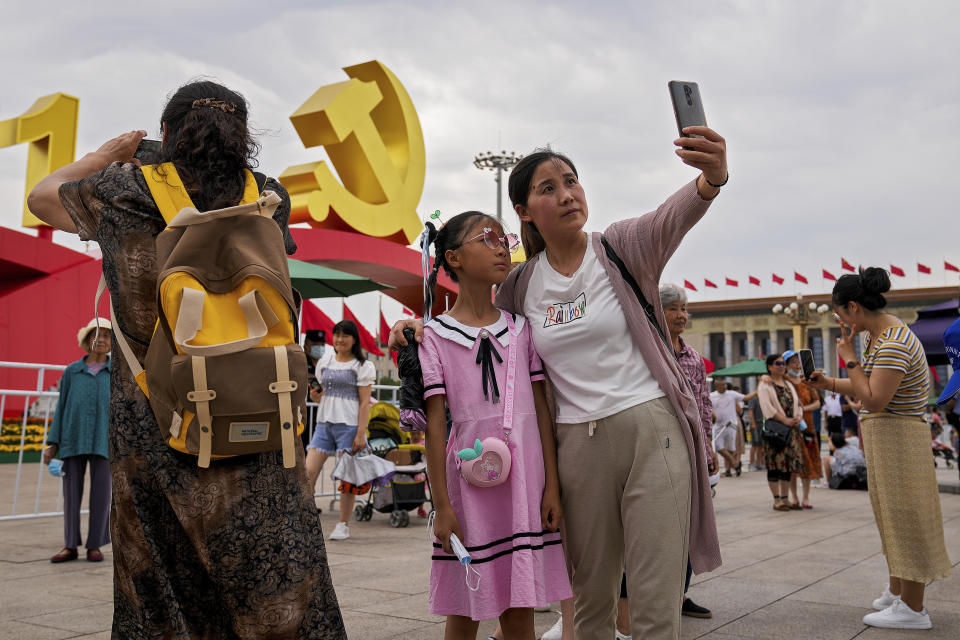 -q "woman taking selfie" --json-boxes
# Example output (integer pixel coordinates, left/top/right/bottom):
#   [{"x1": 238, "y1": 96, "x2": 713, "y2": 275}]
[
  {"x1": 809, "y1": 268, "x2": 950, "y2": 631},
  {"x1": 757, "y1": 354, "x2": 805, "y2": 511},
  {"x1": 394, "y1": 125, "x2": 727, "y2": 640},
  {"x1": 27, "y1": 81, "x2": 346, "y2": 639}
]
